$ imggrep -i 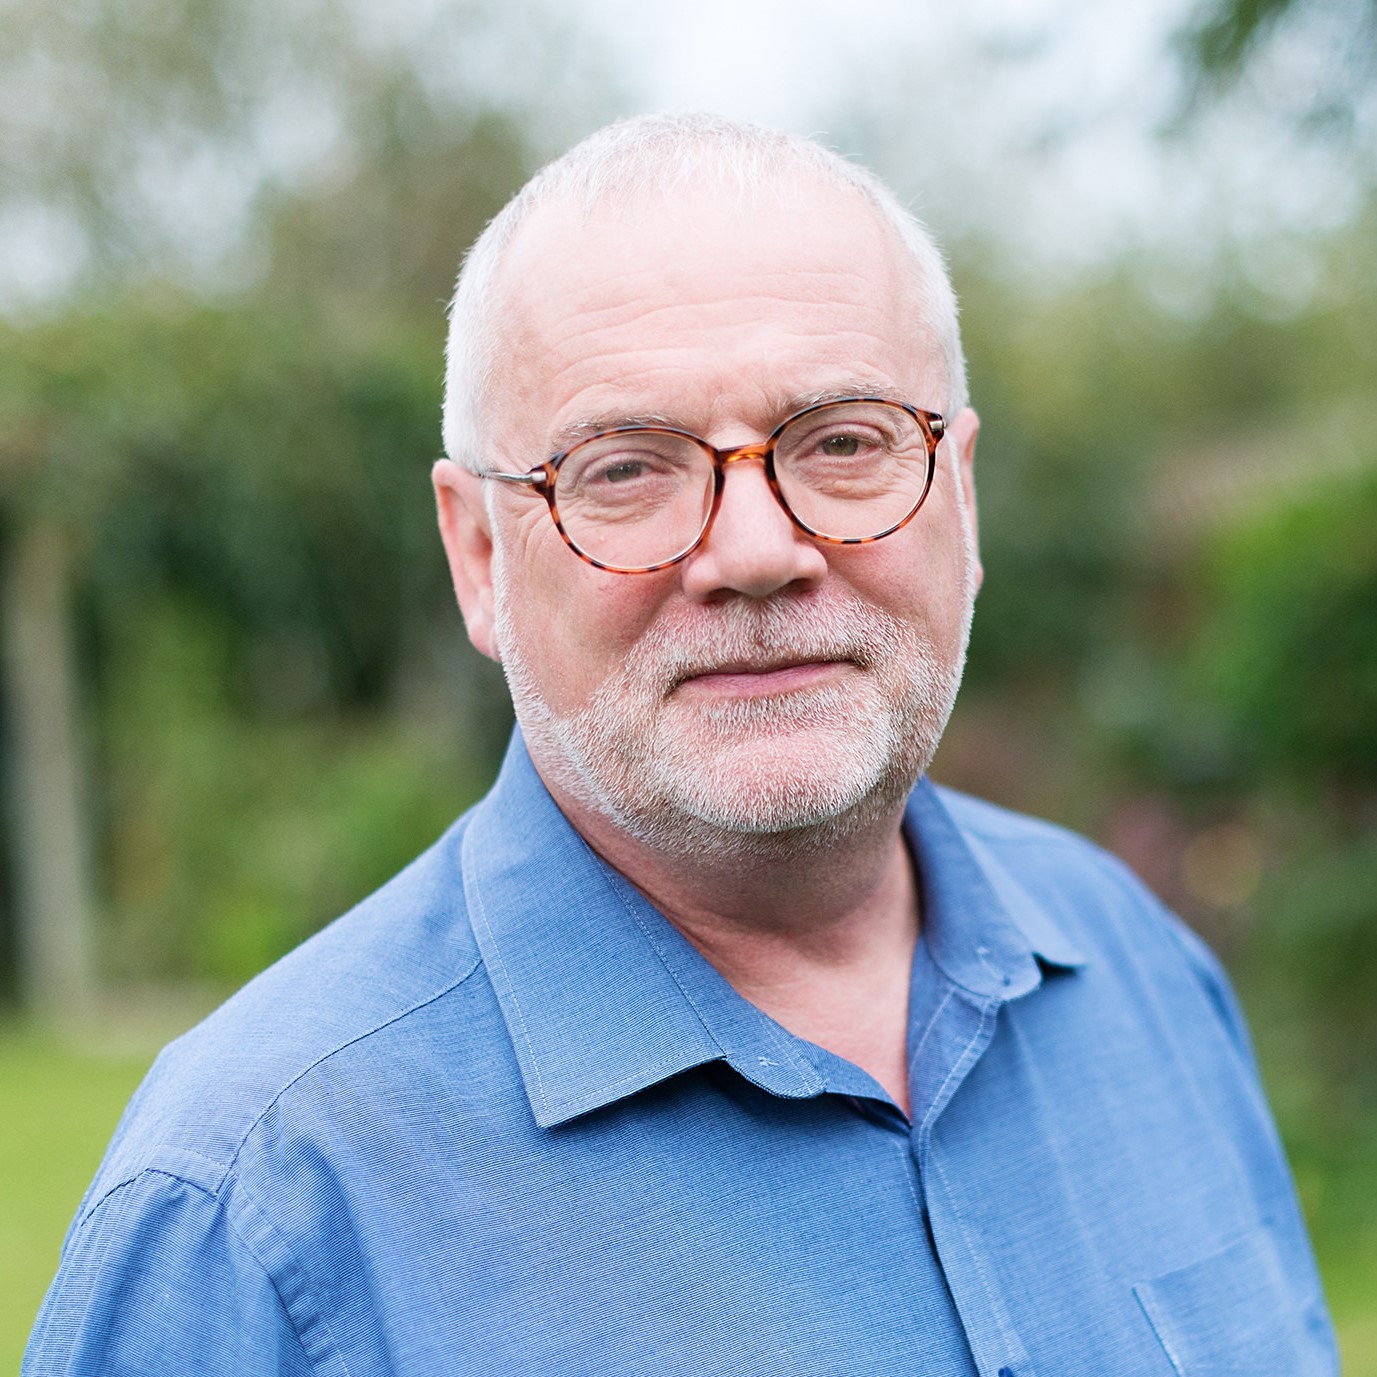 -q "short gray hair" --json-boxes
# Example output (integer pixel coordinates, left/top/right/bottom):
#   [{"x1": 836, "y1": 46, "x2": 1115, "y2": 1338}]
[{"x1": 441, "y1": 113, "x2": 967, "y2": 472}]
